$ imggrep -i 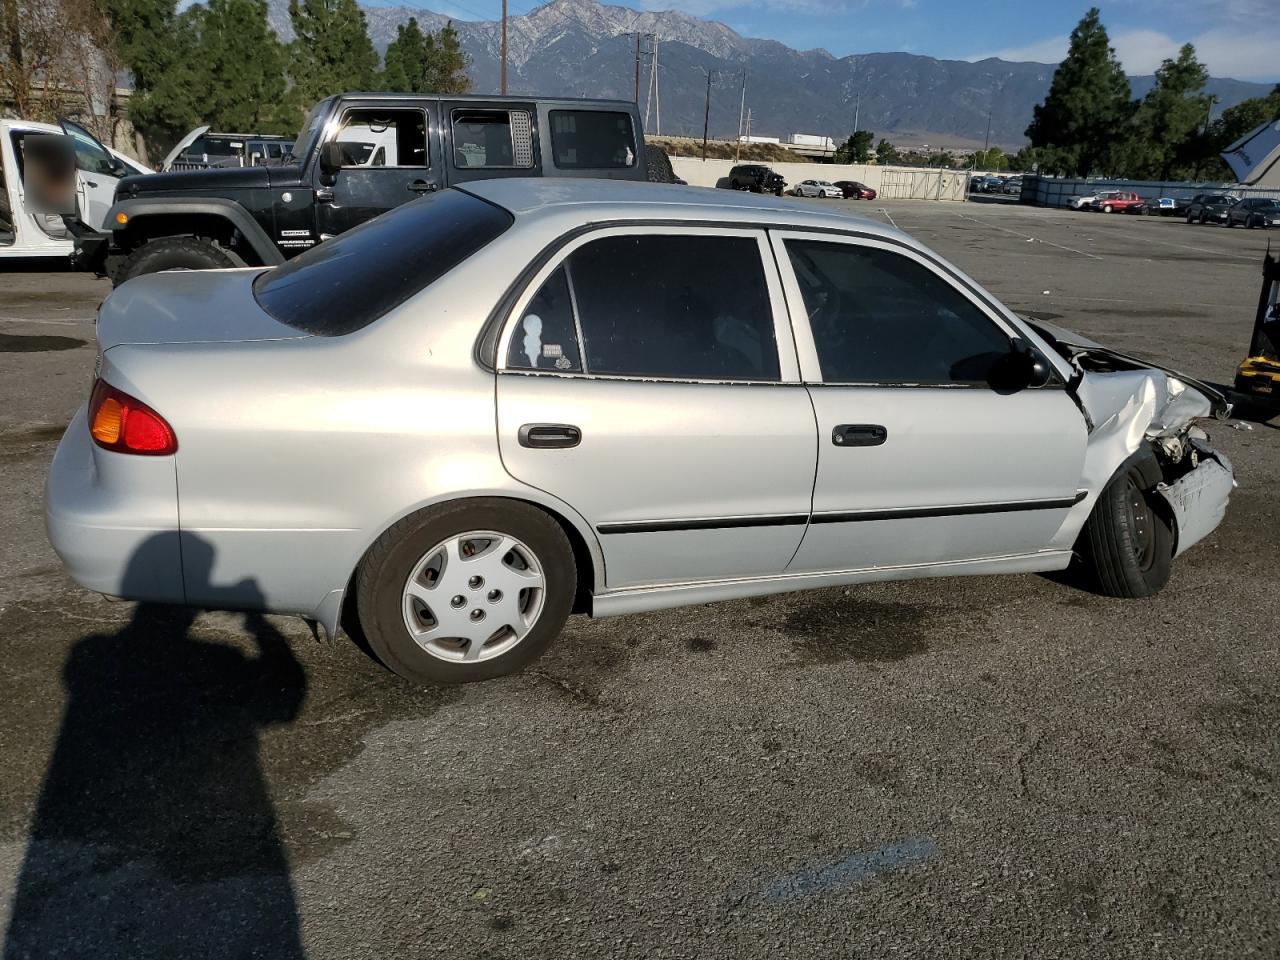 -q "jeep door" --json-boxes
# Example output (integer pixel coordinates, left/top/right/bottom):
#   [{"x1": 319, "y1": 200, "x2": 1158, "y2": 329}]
[
  {"x1": 772, "y1": 231, "x2": 1088, "y2": 573},
  {"x1": 442, "y1": 101, "x2": 541, "y2": 186},
  {"x1": 314, "y1": 102, "x2": 442, "y2": 239},
  {"x1": 59, "y1": 119, "x2": 127, "y2": 230},
  {"x1": 495, "y1": 227, "x2": 817, "y2": 590}
]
